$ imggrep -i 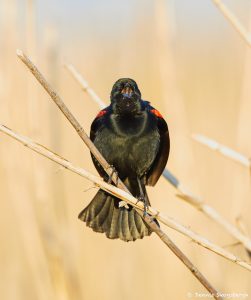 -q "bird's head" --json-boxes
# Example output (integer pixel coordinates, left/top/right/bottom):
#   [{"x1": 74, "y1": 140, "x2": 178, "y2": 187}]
[{"x1": 110, "y1": 78, "x2": 142, "y2": 115}]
